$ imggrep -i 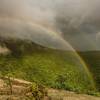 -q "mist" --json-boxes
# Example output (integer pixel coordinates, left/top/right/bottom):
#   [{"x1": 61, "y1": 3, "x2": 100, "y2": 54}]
[{"x1": 0, "y1": 0, "x2": 100, "y2": 51}]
